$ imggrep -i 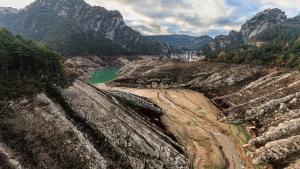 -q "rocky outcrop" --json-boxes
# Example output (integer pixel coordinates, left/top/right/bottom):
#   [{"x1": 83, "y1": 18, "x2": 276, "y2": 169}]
[
  {"x1": 0, "y1": 80, "x2": 188, "y2": 169},
  {"x1": 249, "y1": 117, "x2": 300, "y2": 146},
  {"x1": 110, "y1": 59, "x2": 300, "y2": 168},
  {"x1": 111, "y1": 60, "x2": 265, "y2": 94},
  {"x1": 241, "y1": 8, "x2": 287, "y2": 42},
  {"x1": 64, "y1": 56, "x2": 106, "y2": 80},
  {"x1": 0, "y1": 0, "x2": 166, "y2": 56},
  {"x1": 253, "y1": 135, "x2": 300, "y2": 166},
  {"x1": 202, "y1": 8, "x2": 288, "y2": 53},
  {"x1": 108, "y1": 90, "x2": 164, "y2": 117},
  {"x1": 202, "y1": 31, "x2": 243, "y2": 53}
]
